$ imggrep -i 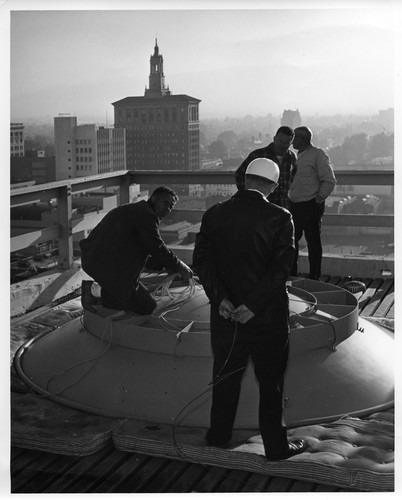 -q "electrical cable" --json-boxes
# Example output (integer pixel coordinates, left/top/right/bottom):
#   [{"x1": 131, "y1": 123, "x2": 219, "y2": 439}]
[
  {"x1": 172, "y1": 317, "x2": 250, "y2": 461},
  {"x1": 35, "y1": 311, "x2": 127, "y2": 399}
]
